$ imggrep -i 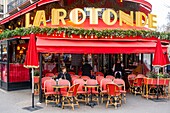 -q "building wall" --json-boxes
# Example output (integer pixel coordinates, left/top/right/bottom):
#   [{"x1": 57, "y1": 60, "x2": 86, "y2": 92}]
[
  {"x1": 0, "y1": 0, "x2": 30, "y2": 20},
  {"x1": 0, "y1": 0, "x2": 12, "y2": 20},
  {"x1": 0, "y1": 0, "x2": 4, "y2": 20}
]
